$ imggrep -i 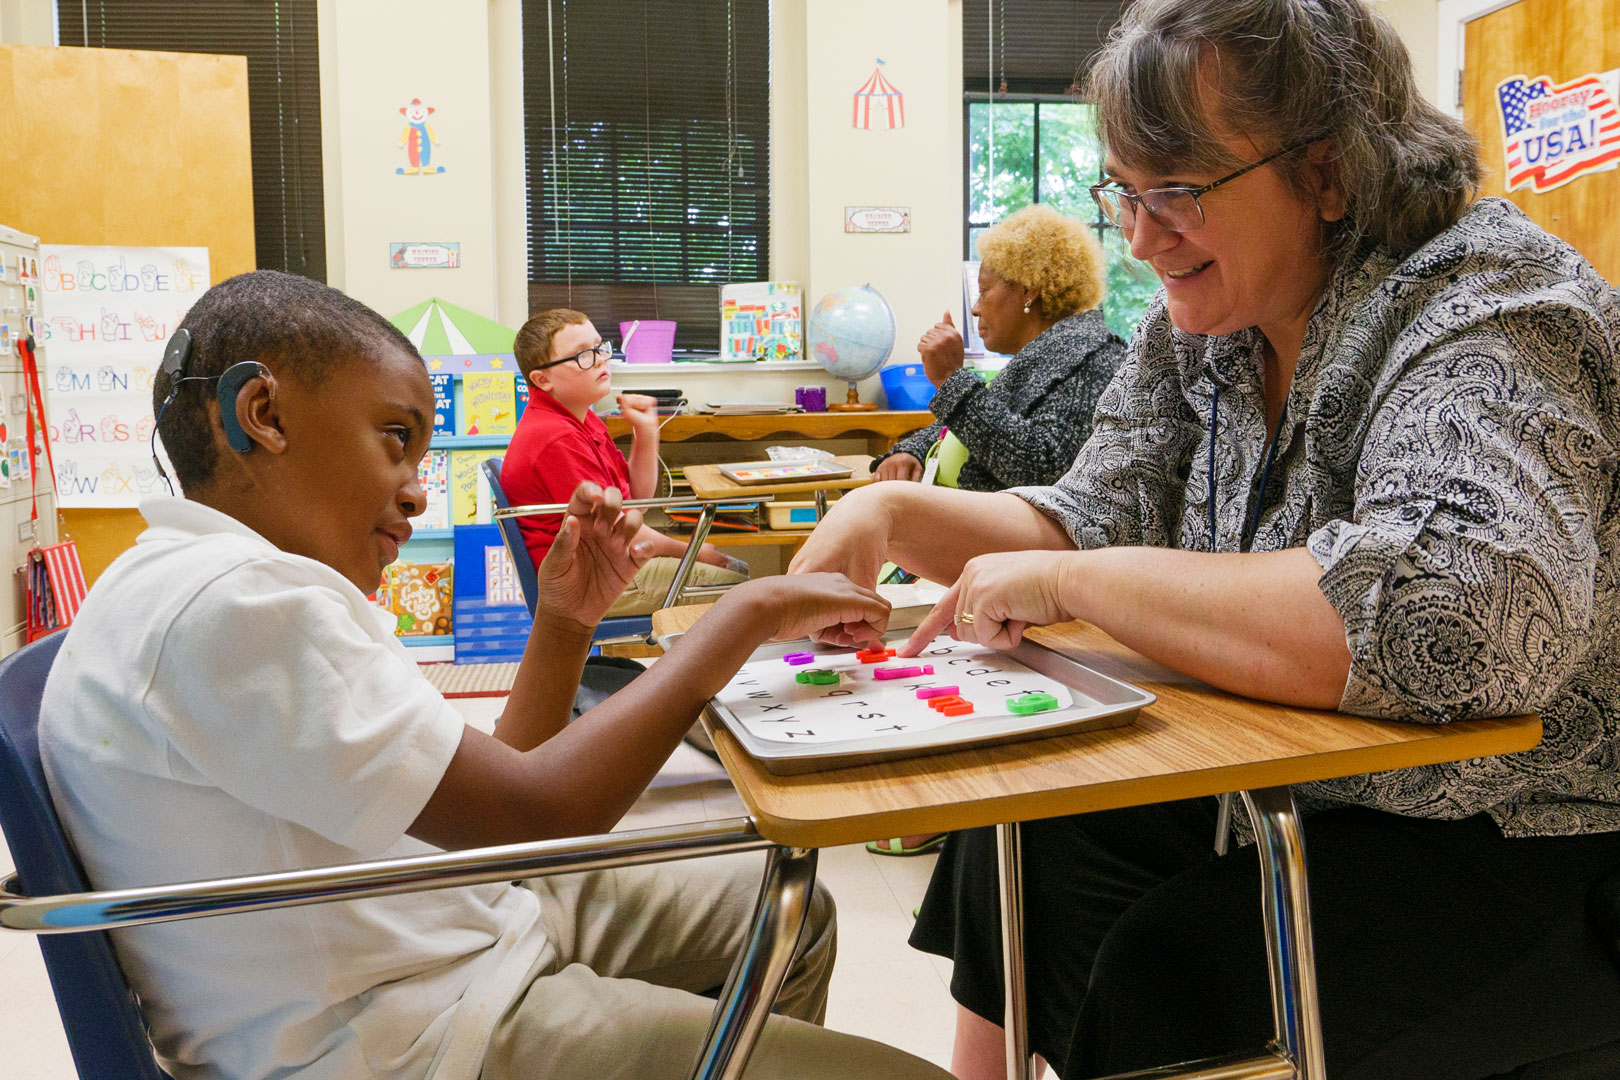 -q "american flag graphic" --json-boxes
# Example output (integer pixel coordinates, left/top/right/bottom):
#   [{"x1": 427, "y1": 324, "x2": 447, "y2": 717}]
[{"x1": 1497, "y1": 71, "x2": 1620, "y2": 194}]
